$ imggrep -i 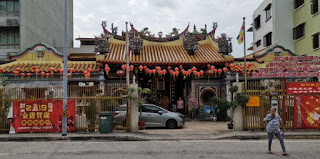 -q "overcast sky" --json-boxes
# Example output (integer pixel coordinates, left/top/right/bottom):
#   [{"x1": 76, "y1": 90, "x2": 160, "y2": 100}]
[{"x1": 74, "y1": 0, "x2": 264, "y2": 58}]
